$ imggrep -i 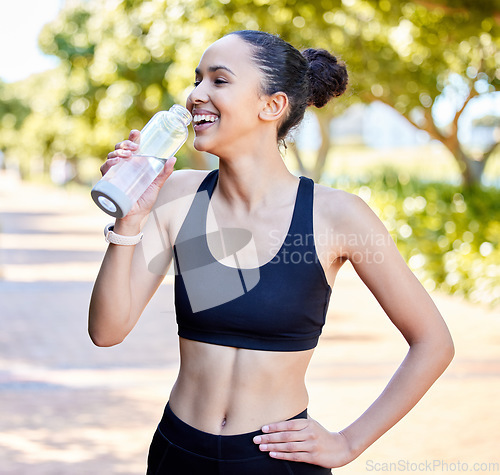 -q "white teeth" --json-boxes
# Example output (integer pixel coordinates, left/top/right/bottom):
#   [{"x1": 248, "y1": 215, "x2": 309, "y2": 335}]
[{"x1": 193, "y1": 114, "x2": 218, "y2": 124}]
